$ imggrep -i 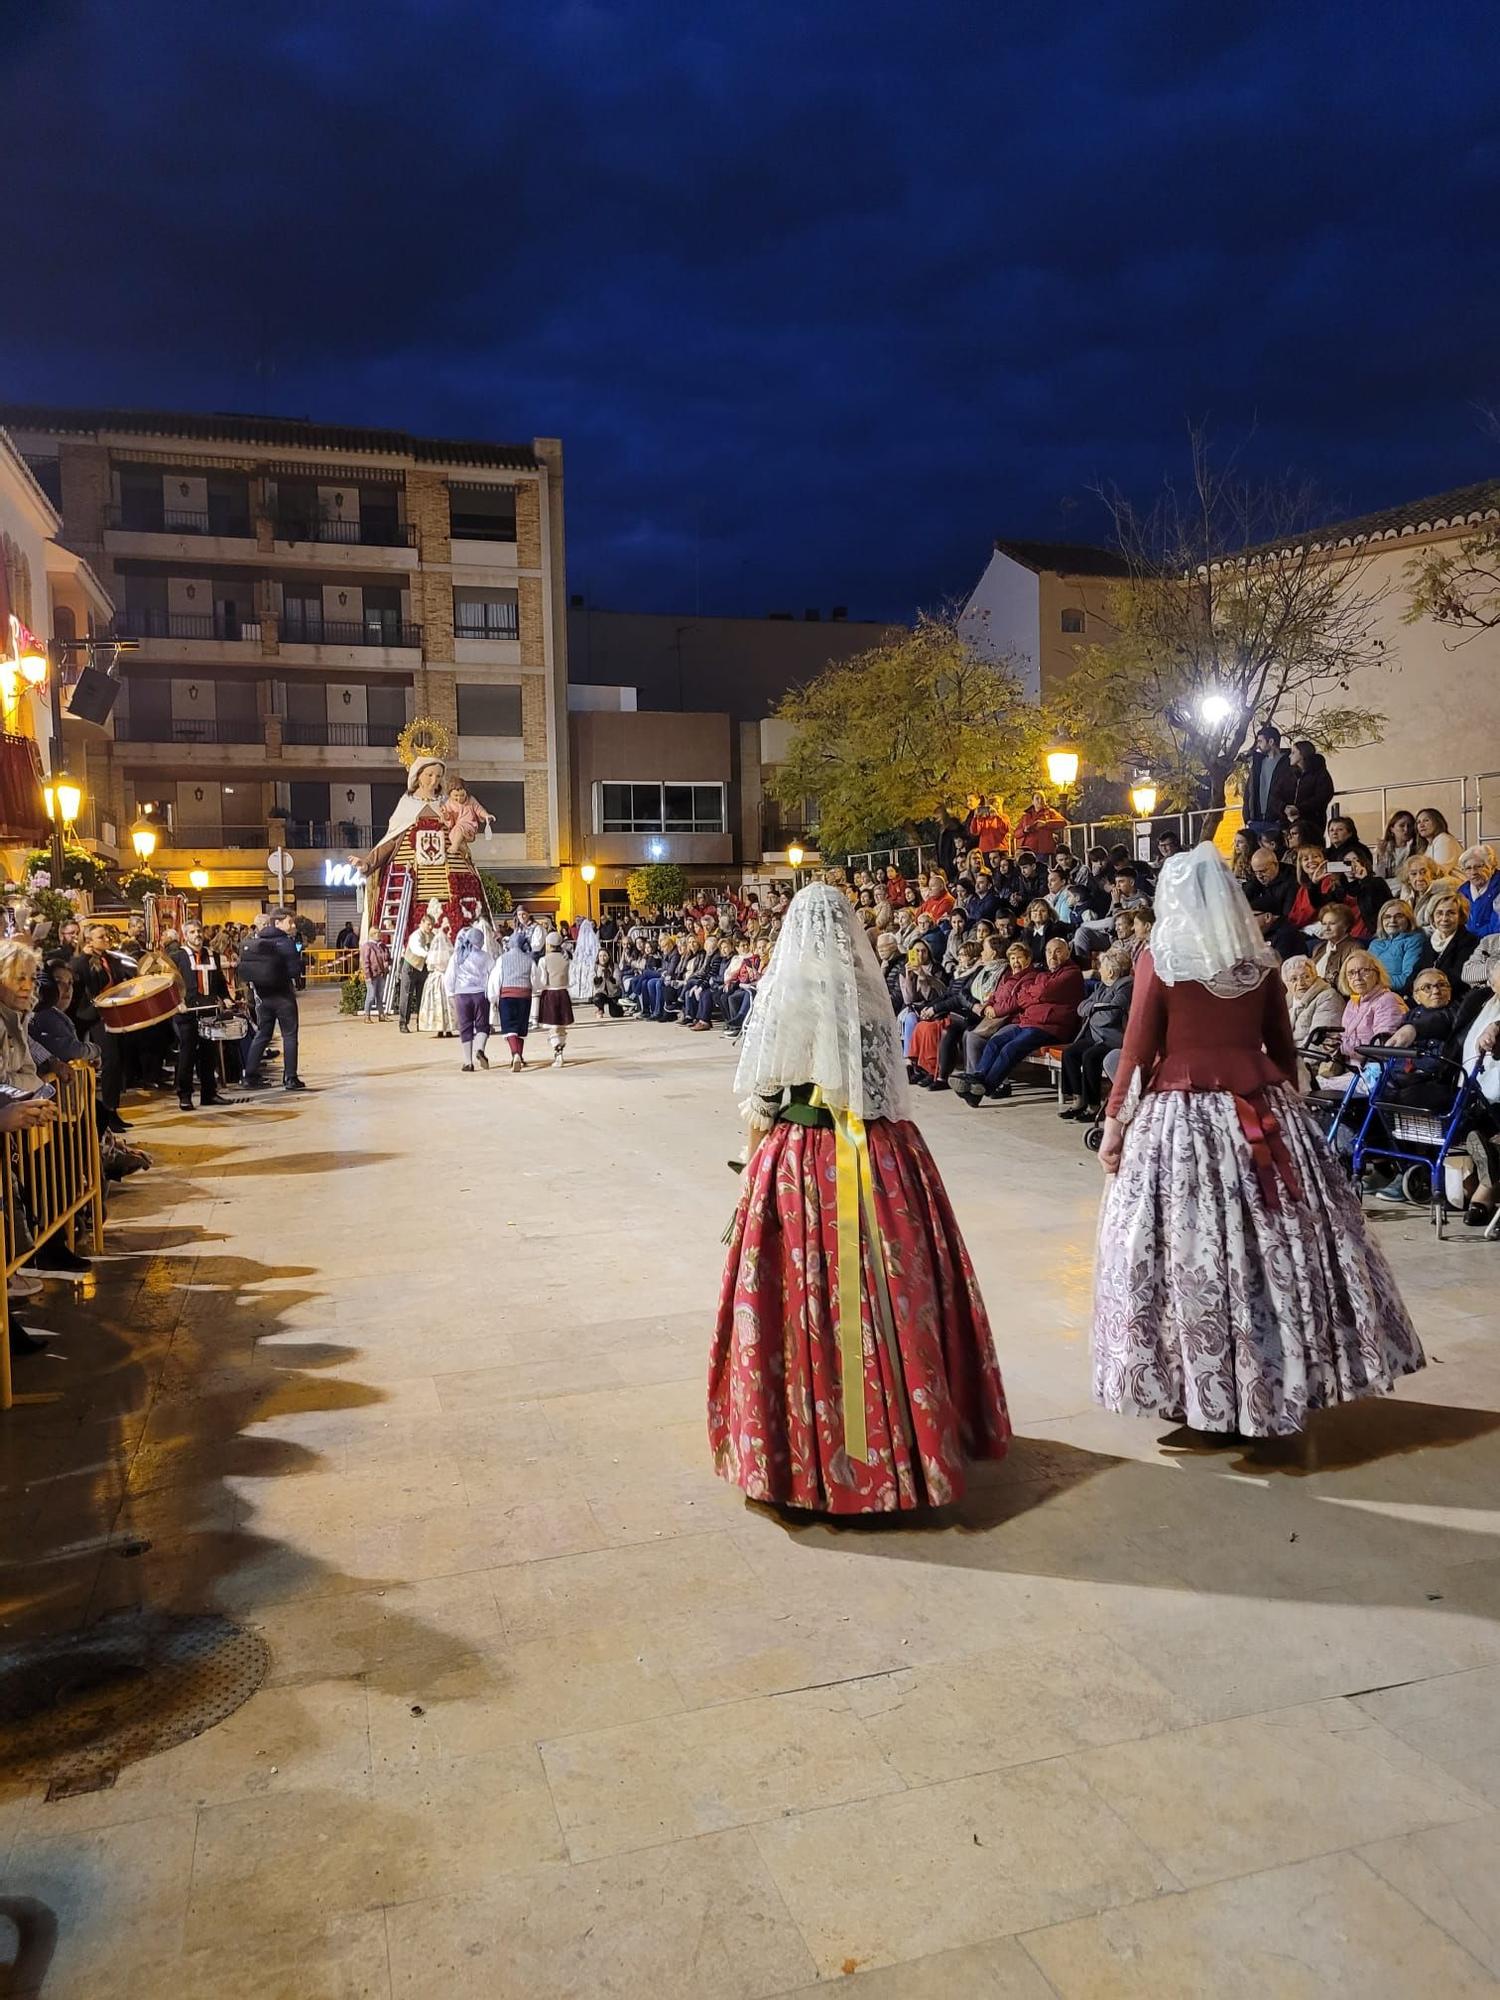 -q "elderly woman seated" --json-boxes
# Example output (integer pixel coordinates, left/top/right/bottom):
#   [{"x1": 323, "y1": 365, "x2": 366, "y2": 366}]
[
  {"x1": 1368, "y1": 899, "x2": 1425, "y2": 996},
  {"x1": 1281, "y1": 954, "x2": 1347, "y2": 1089},
  {"x1": 1458, "y1": 844, "x2": 1500, "y2": 938},
  {"x1": 907, "y1": 939, "x2": 988, "y2": 1088},
  {"x1": 1318, "y1": 949, "x2": 1408, "y2": 1080},
  {"x1": 1057, "y1": 945, "x2": 1134, "y2": 1121}
]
